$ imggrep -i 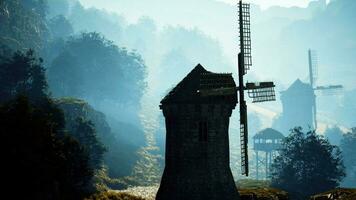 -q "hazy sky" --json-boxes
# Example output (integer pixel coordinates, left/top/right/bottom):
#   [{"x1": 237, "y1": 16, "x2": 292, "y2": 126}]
[
  {"x1": 218, "y1": 0, "x2": 314, "y2": 9},
  {"x1": 80, "y1": 0, "x2": 319, "y2": 10}
]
